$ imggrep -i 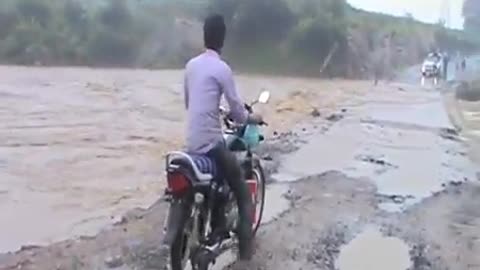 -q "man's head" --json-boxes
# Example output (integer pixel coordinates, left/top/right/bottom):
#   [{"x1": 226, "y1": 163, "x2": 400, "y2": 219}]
[{"x1": 203, "y1": 14, "x2": 226, "y2": 53}]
